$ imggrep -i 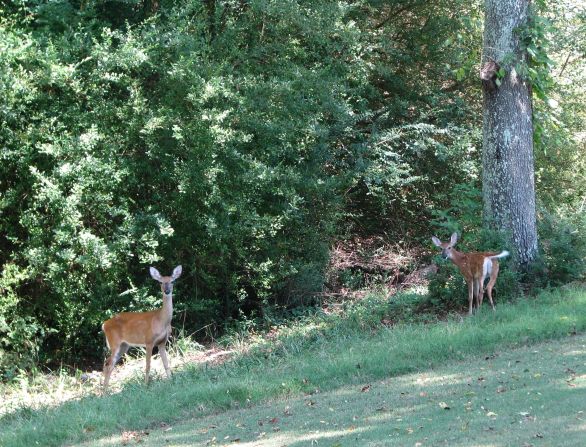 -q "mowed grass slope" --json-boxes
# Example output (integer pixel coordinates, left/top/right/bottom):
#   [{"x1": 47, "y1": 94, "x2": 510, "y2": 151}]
[
  {"x1": 1, "y1": 287, "x2": 585, "y2": 447},
  {"x1": 92, "y1": 331, "x2": 586, "y2": 447}
]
